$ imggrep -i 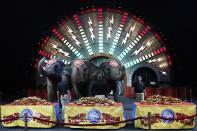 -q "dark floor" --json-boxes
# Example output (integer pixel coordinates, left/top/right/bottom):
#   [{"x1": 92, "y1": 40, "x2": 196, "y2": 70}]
[{"x1": 0, "y1": 96, "x2": 196, "y2": 131}]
